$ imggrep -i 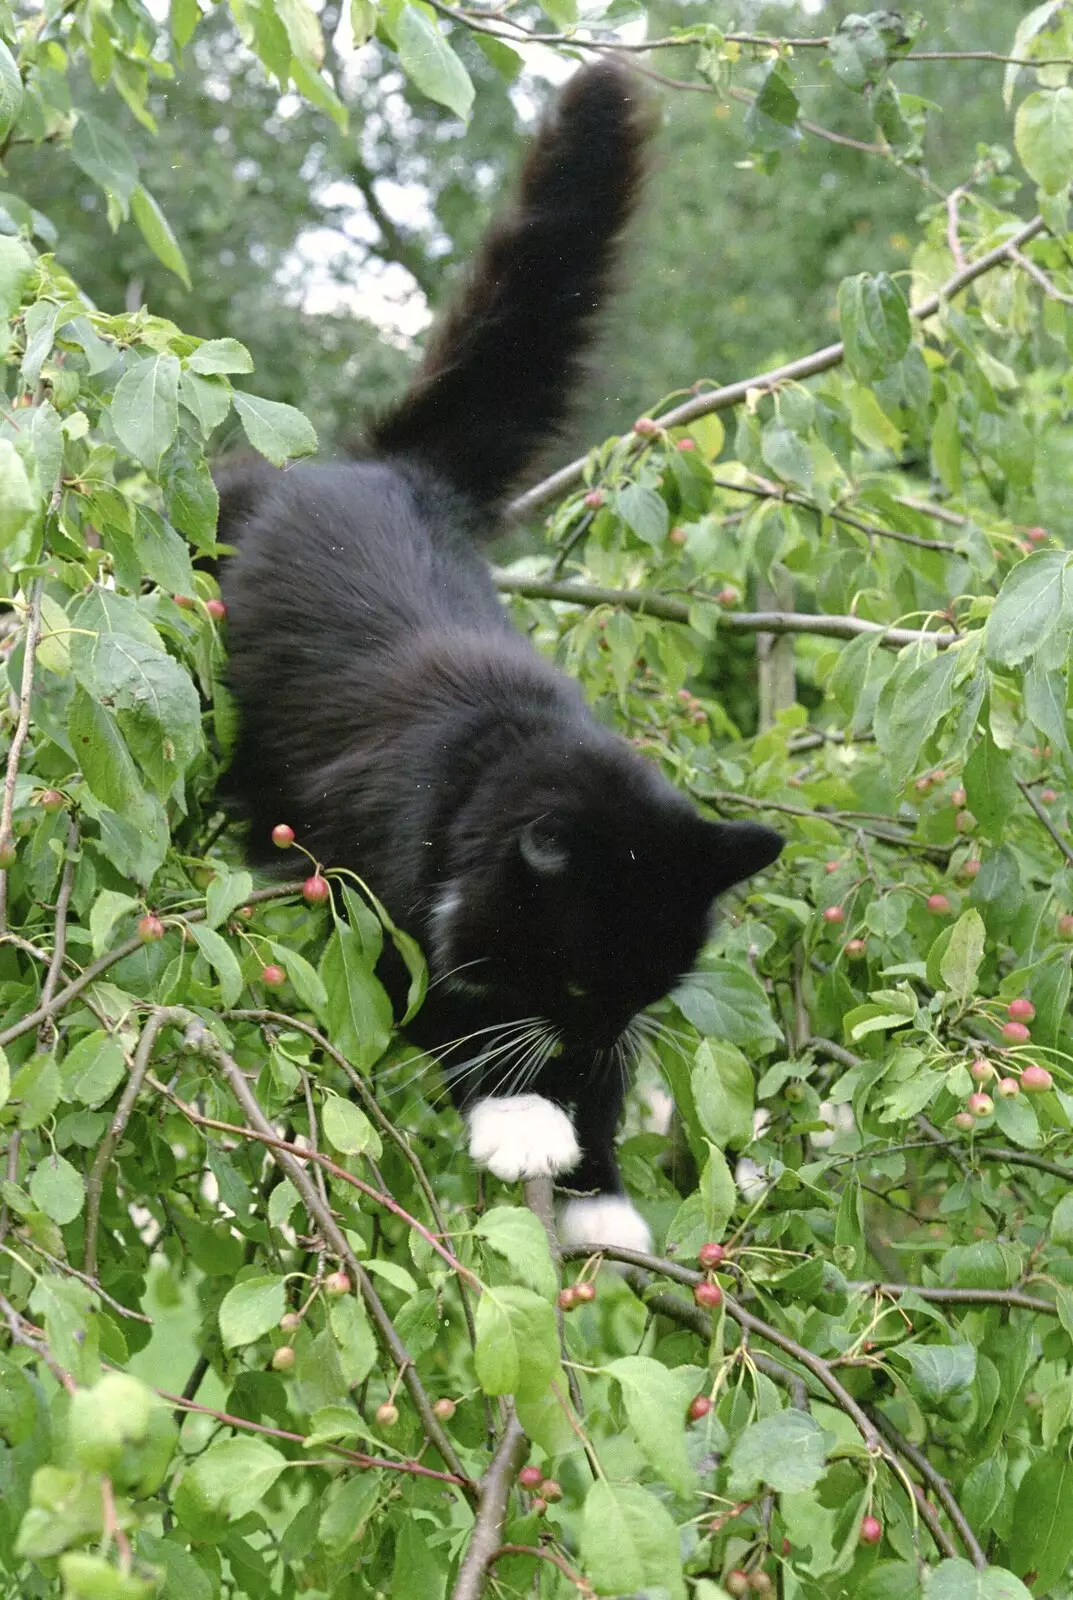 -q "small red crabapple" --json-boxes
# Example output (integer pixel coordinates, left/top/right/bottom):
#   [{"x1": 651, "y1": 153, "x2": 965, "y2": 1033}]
[
  {"x1": 824, "y1": 860, "x2": 841, "y2": 874},
  {"x1": 845, "y1": 938, "x2": 867, "y2": 958},
  {"x1": 1021, "y1": 1064, "x2": 1054, "y2": 1093},
  {"x1": 137, "y1": 913, "x2": 164, "y2": 943},
  {"x1": 530, "y1": 1497, "x2": 548, "y2": 1516},
  {"x1": 724, "y1": 1575, "x2": 750, "y2": 1599},
  {"x1": 716, "y1": 586, "x2": 739, "y2": 607},
  {"x1": 960, "y1": 858, "x2": 982, "y2": 880},
  {"x1": 691, "y1": 709, "x2": 707, "y2": 725},
  {"x1": 1007, "y1": 998, "x2": 1035, "y2": 1022},
  {"x1": 1001, "y1": 1020, "x2": 1031, "y2": 1045},
  {"x1": 997, "y1": 1076, "x2": 1020, "y2": 1098},
  {"x1": 694, "y1": 1282, "x2": 723, "y2": 1309},
  {"x1": 859, "y1": 1515, "x2": 883, "y2": 1546},
  {"x1": 970, "y1": 1058, "x2": 992, "y2": 1082},
  {"x1": 698, "y1": 1242, "x2": 726, "y2": 1269},
  {"x1": 173, "y1": 593, "x2": 195, "y2": 609},
  {"x1": 261, "y1": 964, "x2": 286, "y2": 989},
  {"x1": 950, "y1": 787, "x2": 967, "y2": 808},
  {"x1": 676, "y1": 437, "x2": 696, "y2": 451},
  {"x1": 38, "y1": 789, "x2": 65, "y2": 812},
  {"x1": 926, "y1": 893, "x2": 952, "y2": 915},
  {"x1": 822, "y1": 905, "x2": 845, "y2": 925},
  {"x1": 432, "y1": 1397, "x2": 456, "y2": 1421},
  {"x1": 688, "y1": 1395, "x2": 712, "y2": 1421},
  {"x1": 632, "y1": 416, "x2": 660, "y2": 437},
  {"x1": 914, "y1": 775, "x2": 932, "y2": 793},
  {"x1": 324, "y1": 1271, "x2": 350, "y2": 1297},
  {"x1": 749, "y1": 1576, "x2": 773, "y2": 1595},
  {"x1": 271, "y1": 823, "x2": 295, "y2": 848},
  {"x1": 1059, "y1": 913, "x2": 1073, "y2": 939},
  {"x1": 205, "y1": 598, "x2": 227, "y2": 621},
  {"x1": 967, "y1": 1092, "x2": 994, "y2": 1118},
  {"x1": 1041, "y1": 787, "x2": 1059, "y2": 805},
  {"x1": 573, "y1": 1281, "x2": 596, "y2": 1303},
  {"x1": 668, "y1": 526, "x2": 688, "y2": 546},
  {"x1": 303, "y1": 874, "x2": 330, "y2": 905},
  {"x1": 582, "y1": 489, "x2": 603, "y2": 509},
  {"x1": 376, "y1": 1402, "x2": 399, "y2": 1427},
  {"x1": 557, "y1": 1286, "x2": 578, "y2": 1311},
  {"x1": 1027, "y1": 525, "x2": 1049, "y2": 543},
  {"x1": 279, "y1": 1312, "x2": 301, "y2": 1332},
  {"x1": 271, "y1": 1345, "x2": 295, "y2": 1372},
  {"x1": 953, "y1": 1111, "x2": 976, "y2": 1132},
  {"x1": 539, "y1": 1479, "x2": 563, "y2": 1502},
  {"x1": 518, "y1": 1465, "x2": 544, "y2": 1490}
]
